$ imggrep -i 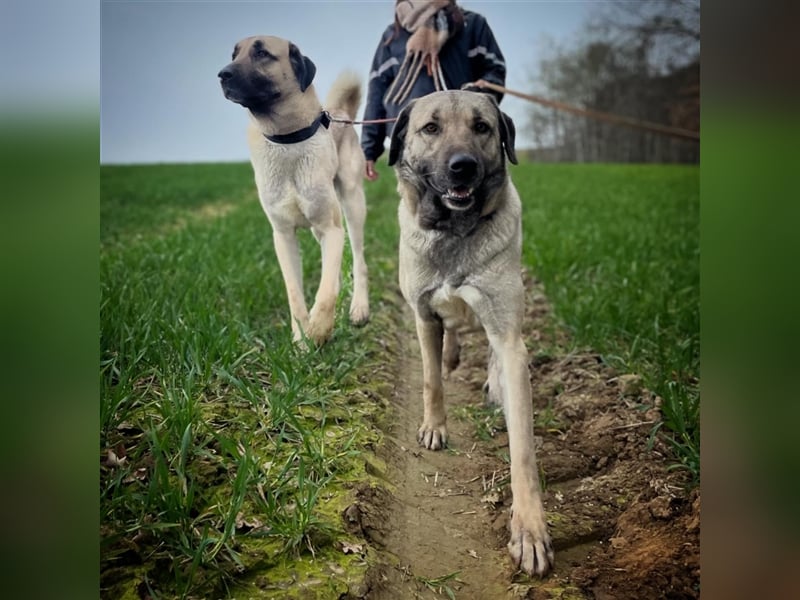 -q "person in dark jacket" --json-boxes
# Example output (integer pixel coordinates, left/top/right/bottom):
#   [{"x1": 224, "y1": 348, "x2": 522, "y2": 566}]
[{"x1": 361, "y1": 0, "x2": 507, "y2": 181}]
